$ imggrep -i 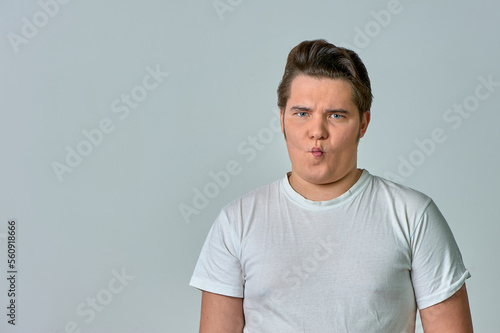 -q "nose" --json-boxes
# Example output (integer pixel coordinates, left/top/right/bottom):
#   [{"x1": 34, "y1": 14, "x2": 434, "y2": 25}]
[{"x1": 308, "y1": 115, "x2": 328, "y2": 140}]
